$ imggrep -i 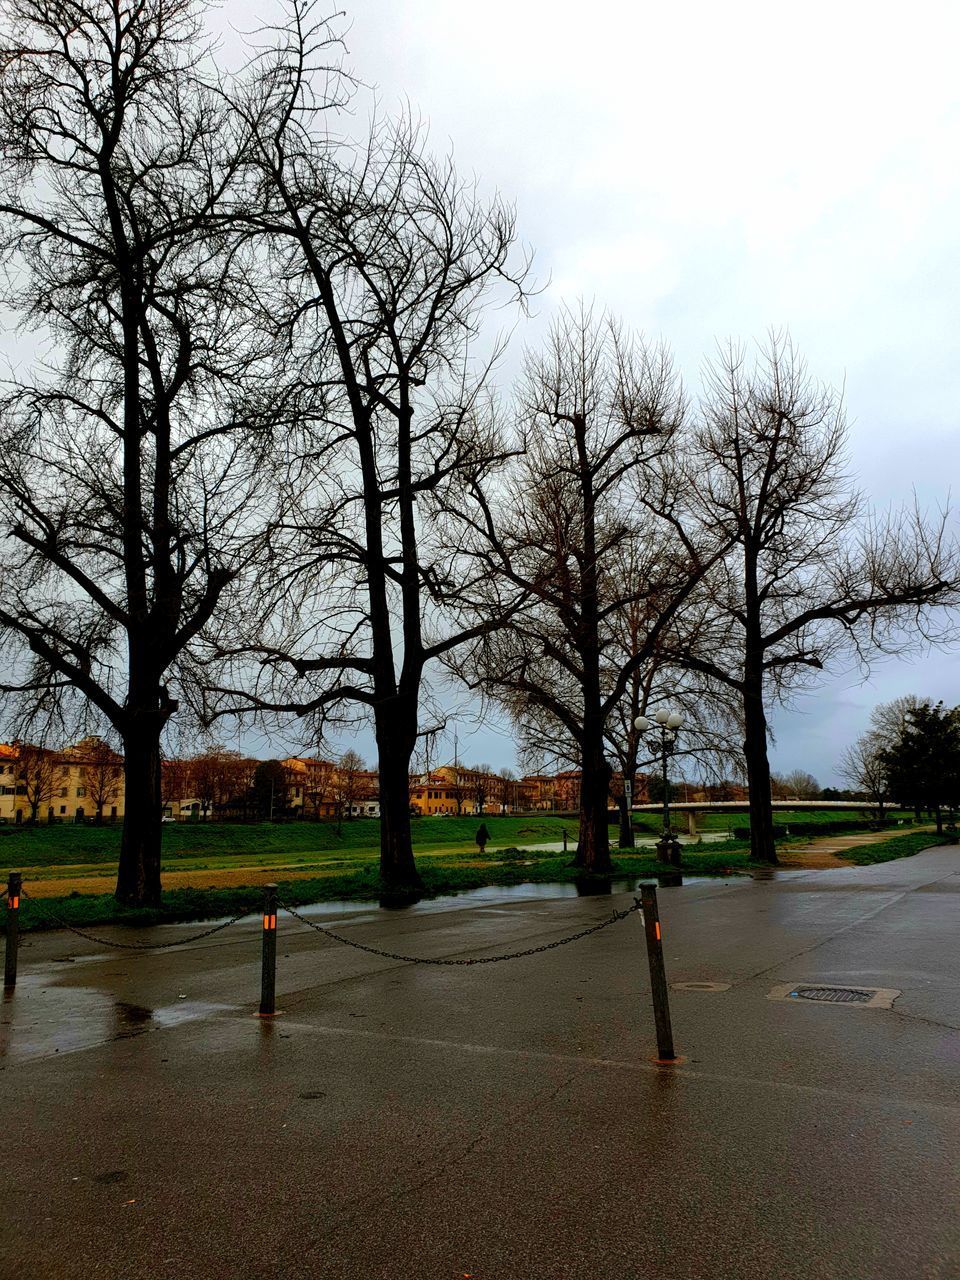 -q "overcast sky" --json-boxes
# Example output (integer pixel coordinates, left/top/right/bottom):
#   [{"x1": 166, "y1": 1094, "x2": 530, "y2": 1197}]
[
  {"x1": 251, "y1": 0, "x2": 956, "y2": 782},
  {"x1": 12, "y1": 1, "x2": 960, "y2": 781}
]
